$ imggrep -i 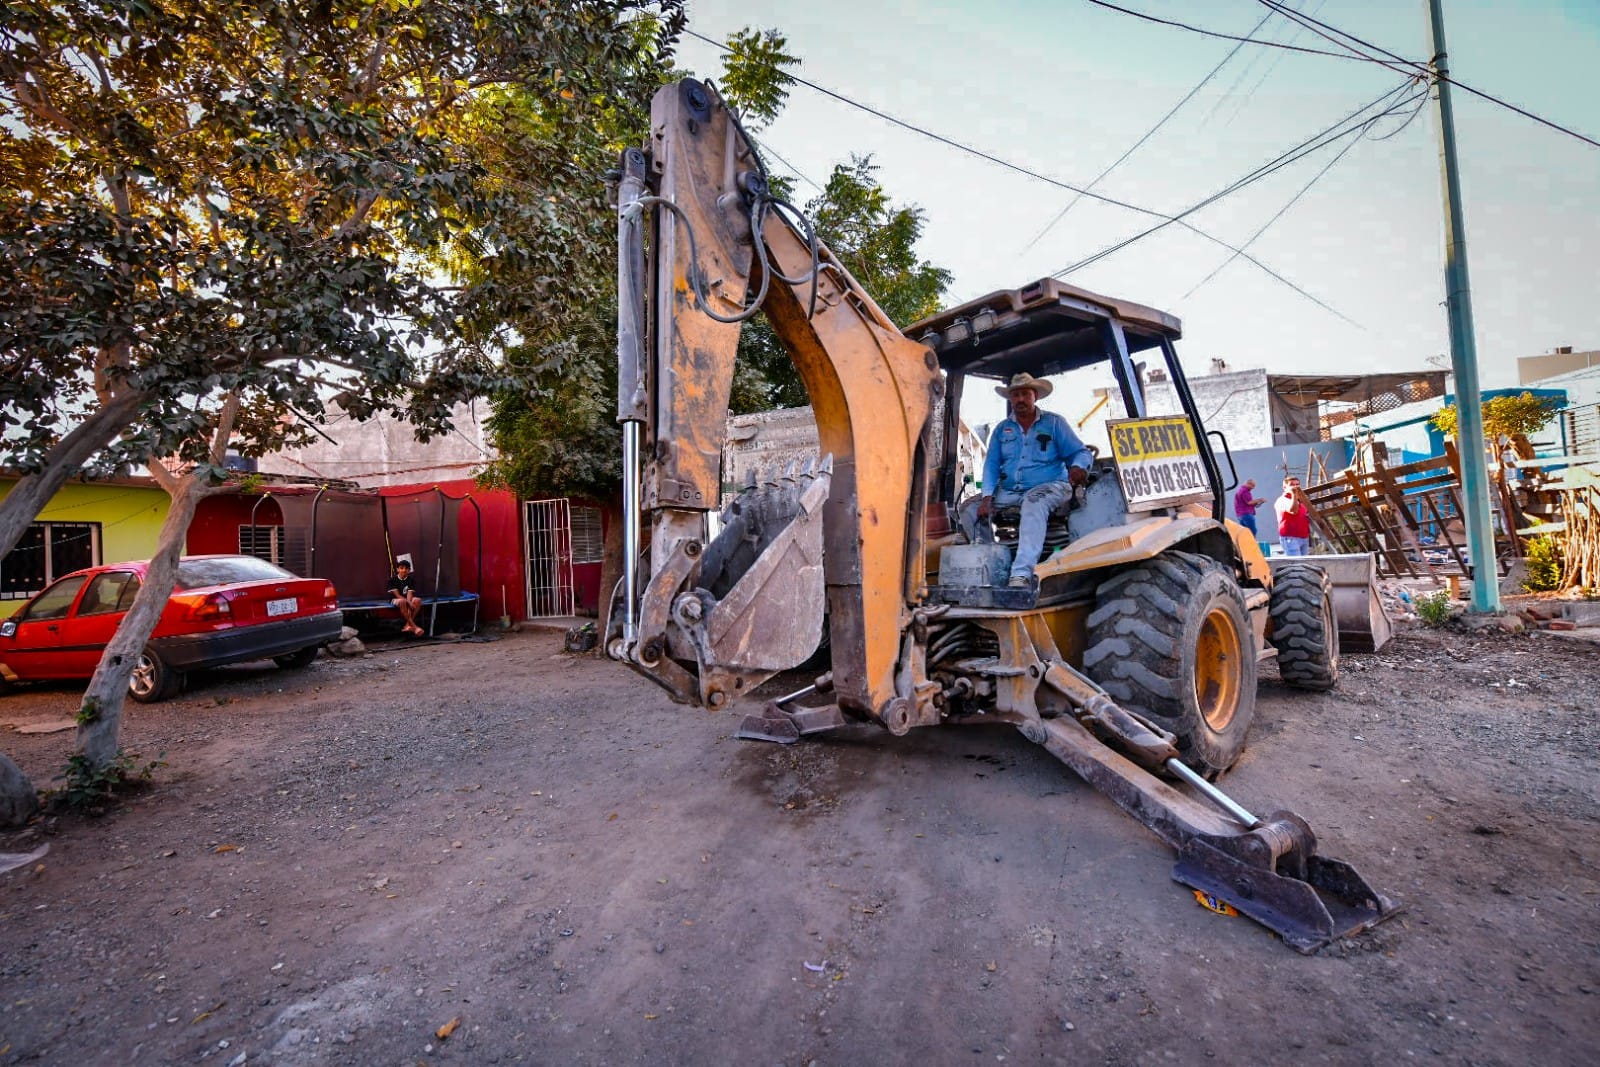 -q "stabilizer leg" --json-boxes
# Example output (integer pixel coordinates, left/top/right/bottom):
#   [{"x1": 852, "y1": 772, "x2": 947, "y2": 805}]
[{"x1": 1028, "y1": 663, "x2": 1401, "y2": 953}]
